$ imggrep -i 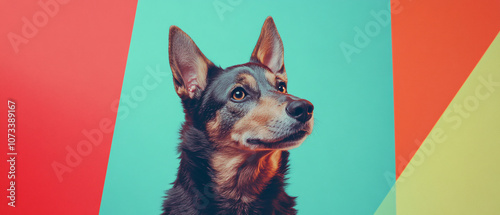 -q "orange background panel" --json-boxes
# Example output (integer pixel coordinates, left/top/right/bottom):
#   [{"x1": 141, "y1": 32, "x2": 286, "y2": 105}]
[{"x1": 392, "y1": 0, "x2": 500, "y2": 177}]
